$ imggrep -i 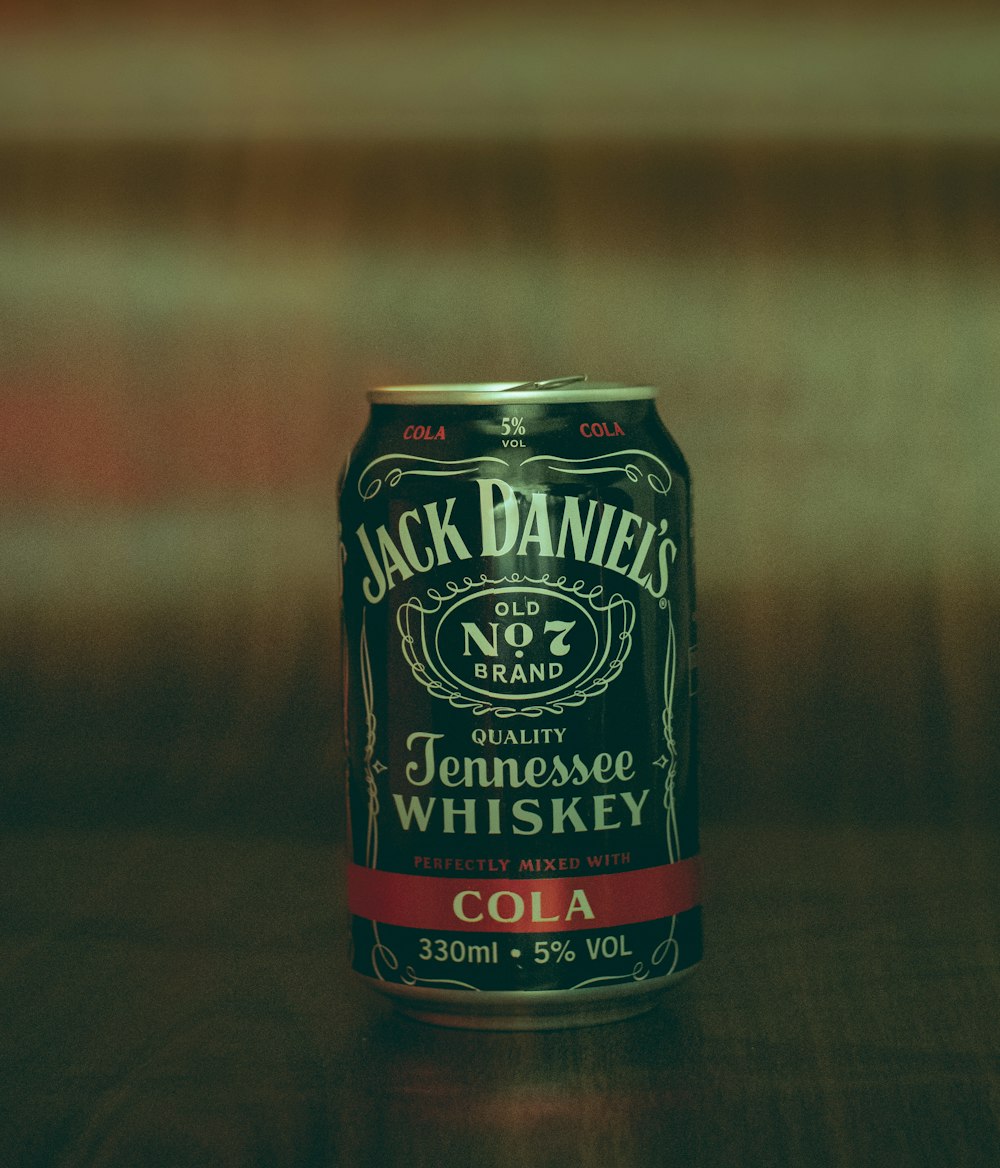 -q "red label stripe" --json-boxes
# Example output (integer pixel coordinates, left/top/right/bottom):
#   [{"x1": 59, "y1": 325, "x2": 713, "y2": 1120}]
[{"x1": 348, "y1": 858, "x2": 700, "y2": 934}]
